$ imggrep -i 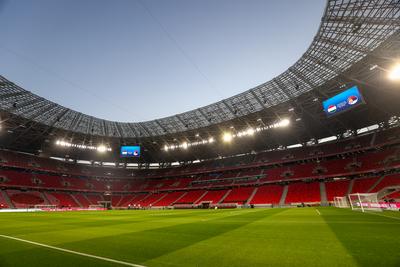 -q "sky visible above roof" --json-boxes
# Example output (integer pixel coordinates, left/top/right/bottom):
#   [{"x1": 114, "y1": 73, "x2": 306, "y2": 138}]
[{"x1": 0, "y1": 0, "x2": 325, "y2": 122}]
